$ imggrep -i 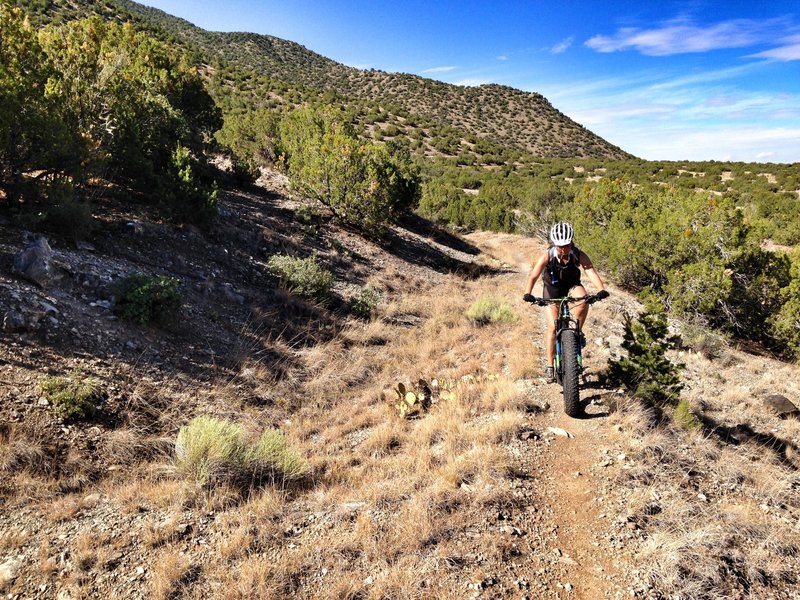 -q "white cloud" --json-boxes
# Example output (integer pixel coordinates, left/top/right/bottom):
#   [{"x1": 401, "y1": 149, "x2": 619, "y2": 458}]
[
  {"x1": 533, "y1": 60, "x2": 800, "y2": 162},
  {"x1": 748, "y1": 34, "x2": 800, "y2": 60},
  {"x1": 420, "y1": 65, "x2": 458, "y2": 74},
  {"x1": 496, "y1": 54, "x2": 509, "y2": 61},
  {"x1": 585, "y1": 17, "x2": 792, "y2": 56},
  {"x1": 550, "y1": 36, "x2": 574, "y2": 55},
  {"x1": 452, "y1": 77, "x2": 493, "y2": 87},
  {"x1": 626, "y1": 126, "x2": 800, "y2": 162}
]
